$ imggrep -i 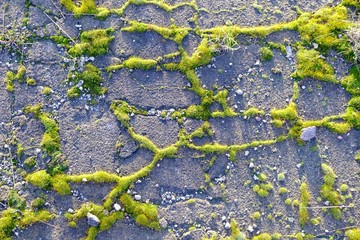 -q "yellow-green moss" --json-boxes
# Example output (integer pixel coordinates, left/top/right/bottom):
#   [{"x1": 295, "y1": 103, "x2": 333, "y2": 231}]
[
  {"x1": 345, "y1": 228, "x2": 360, "y2": 240},
  {"x1": 42, "y1": 86, "x2": 52, "y2": 95},
  {"x1": 299, "y1": 182, "x2": 310, "y2": 226},
  {"x1": 320, "y1": 163, "x2": 344, "y2": 219},
  {"x1": 260, "y1": 47, "x2": 274, "y2": 61},
  {"x1": 292, "y1": 49, "x2": 337, "y2": 83},
  {"x1": 3, "y1": 65, "x2": 27, "y2": 92},
  {"x1": 243, "y1": 107, "x2": 265, "y2": 117},
  {"x1": 121, "y1": 57, "x2": 157, "y2": 70},
  {"x1": 271, "y1": 102, "x2": 298, "y2": 120},
  {"x1": 295, "y1": 5, "x2": 350, "y2": 49},
  {"x1": 252, "y1": 233, "x2": 272, "y2": 240},
  {"x1": 25, "y1": 170, "x2": 51, "y2": 189},
  {"x1": 68, "y1": 28, "x2": 115, "y2": 56},
  {"x1": 120, "y1": 194, "x2": 160, "y2": 229},
  {"x1": 67, "y1": 63, "x2": 106, "y2": 98},
  {"x1": 60, "y1": 0, "x2": 110, "y2": 19},
  {"x1": 342, "y1": 66, "x2": 360, "y2": 95}
]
